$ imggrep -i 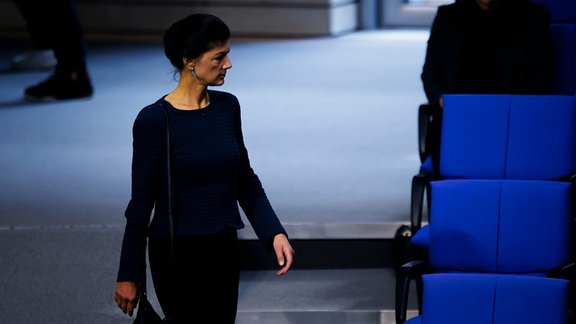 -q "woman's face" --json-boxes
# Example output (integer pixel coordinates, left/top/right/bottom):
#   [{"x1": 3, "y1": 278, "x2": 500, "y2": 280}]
[
  {"x1": 193, "y1": 41, "x2": 232, "y2": 86},
  {"x1": 475, "y1": 0, "x2": 492, "y2": 10}
]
